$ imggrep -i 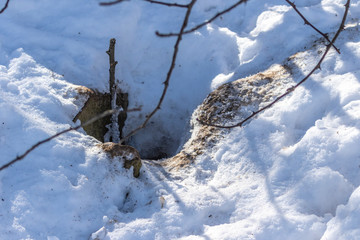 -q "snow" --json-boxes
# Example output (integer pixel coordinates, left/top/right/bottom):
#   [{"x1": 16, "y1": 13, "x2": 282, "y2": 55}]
[{"x1": 0, "y1": 0, "x2": 360, "y2": 239}]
